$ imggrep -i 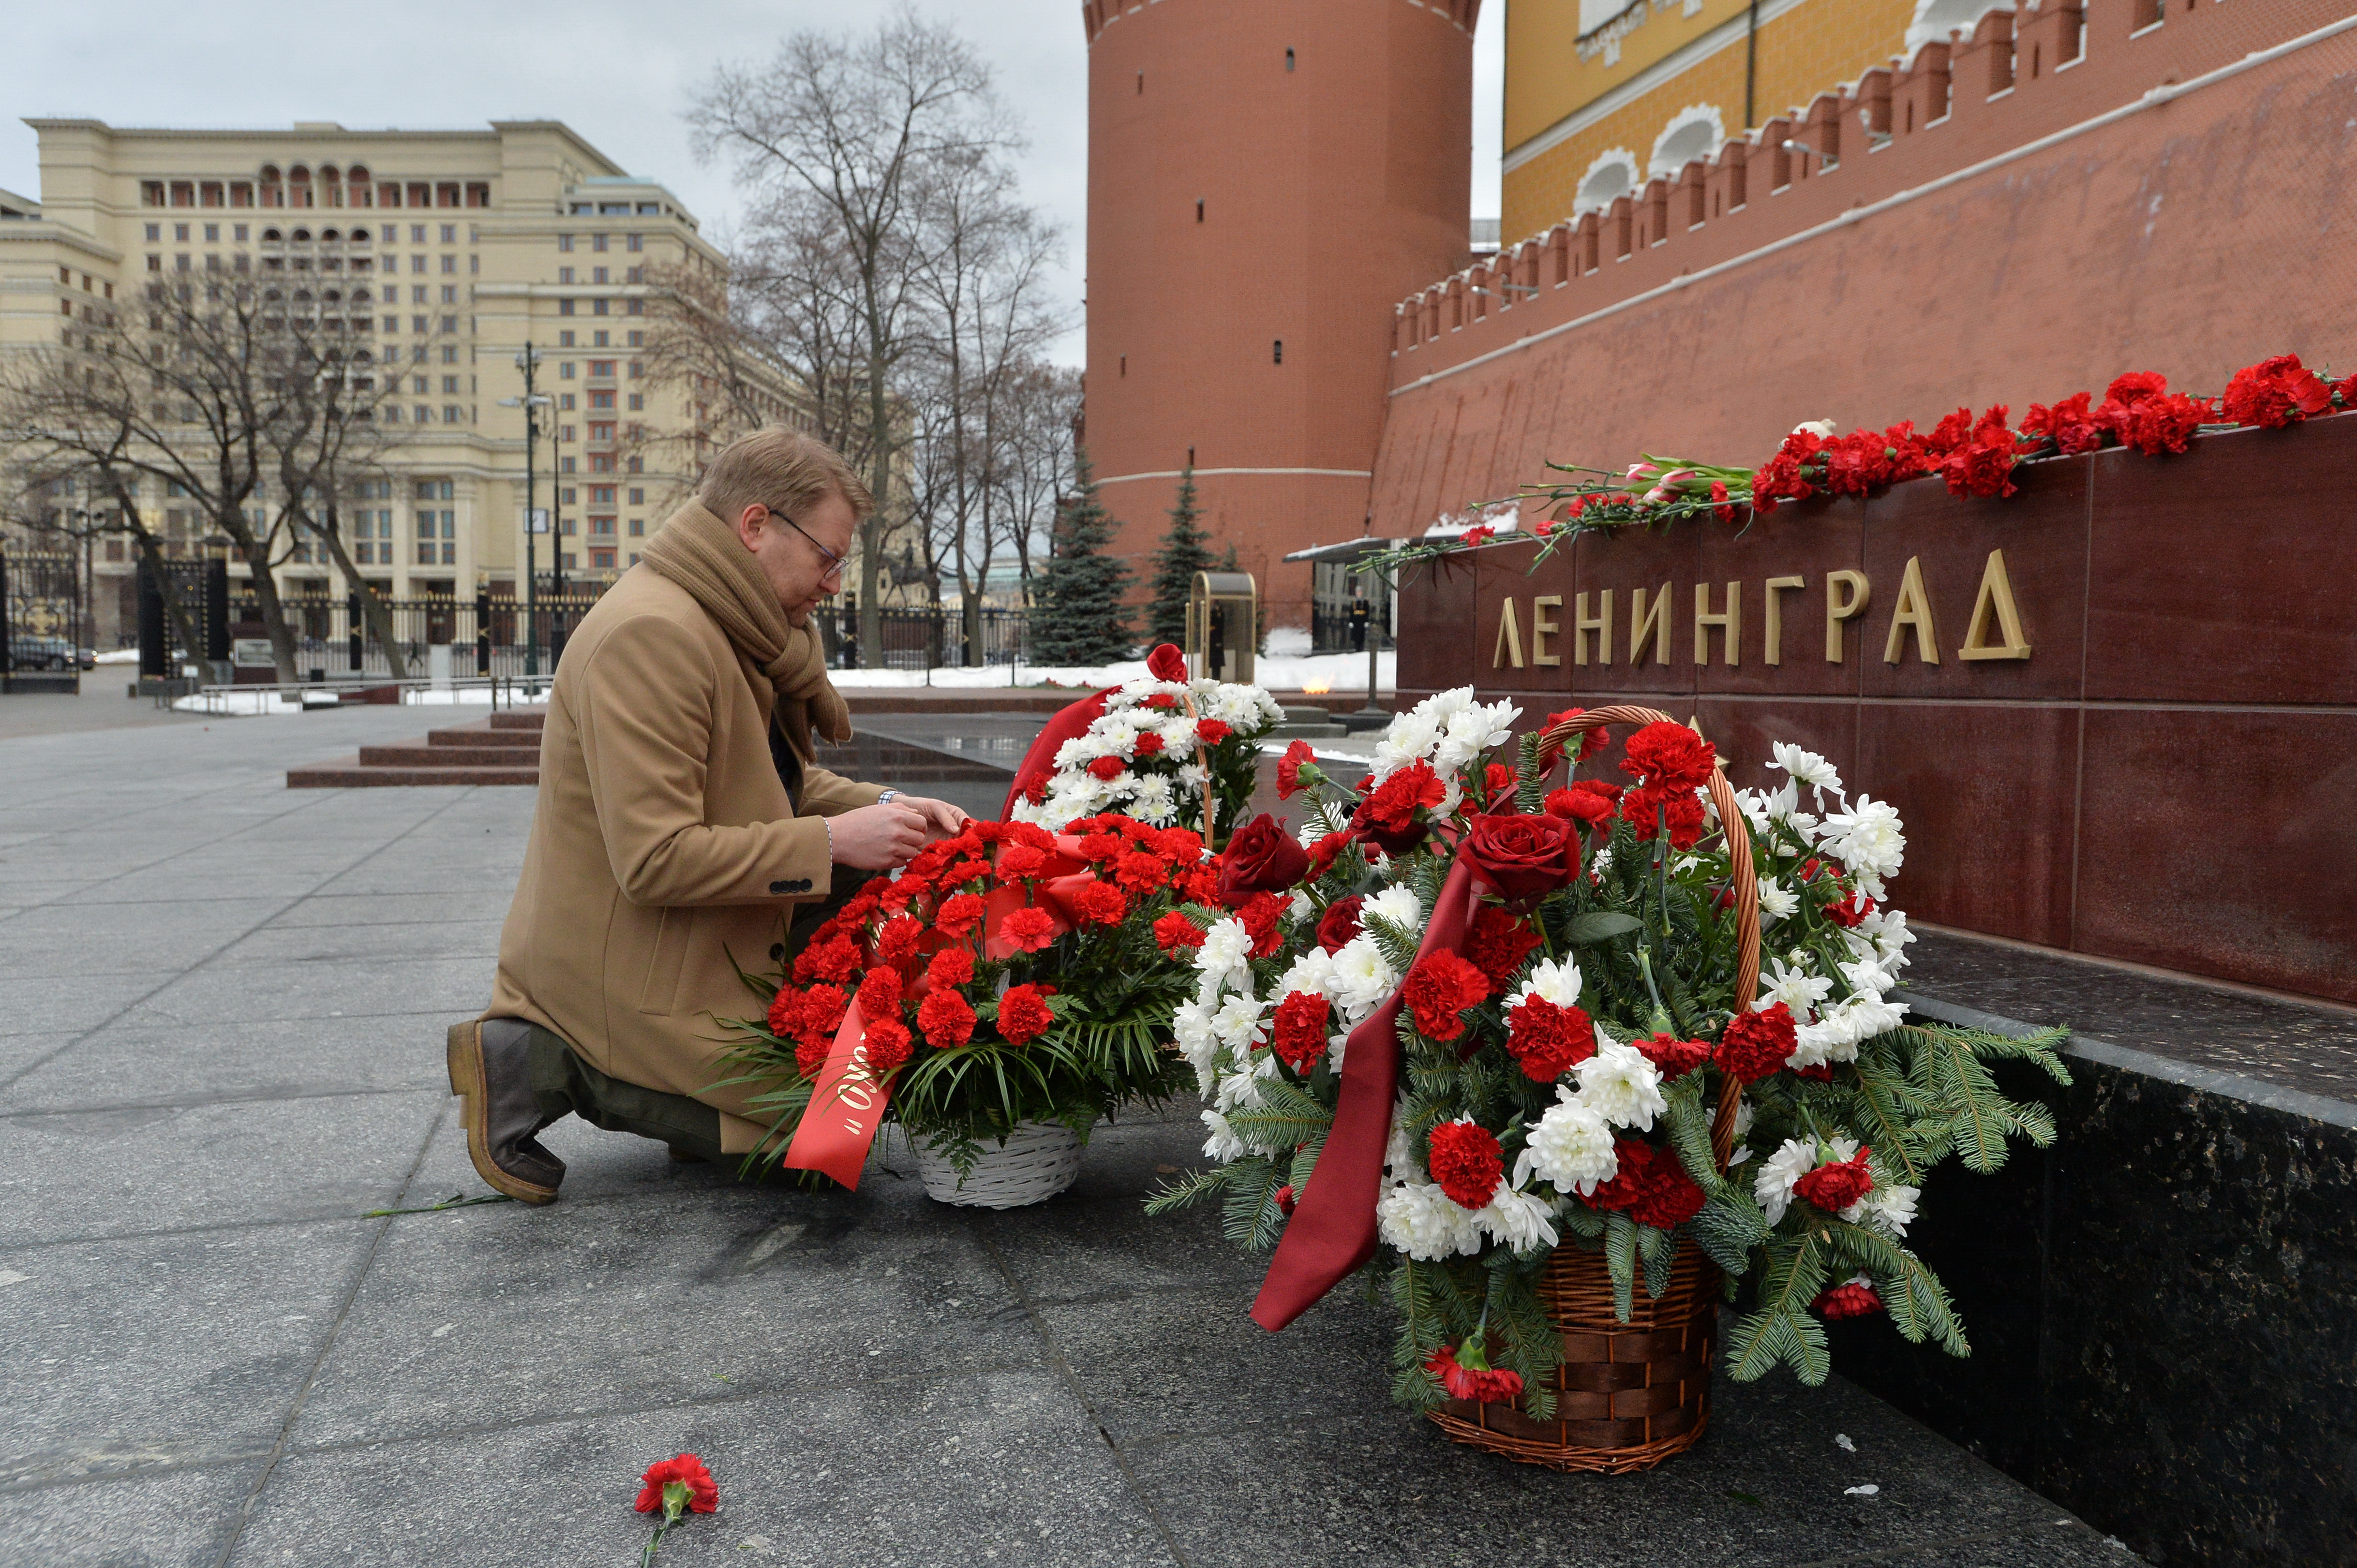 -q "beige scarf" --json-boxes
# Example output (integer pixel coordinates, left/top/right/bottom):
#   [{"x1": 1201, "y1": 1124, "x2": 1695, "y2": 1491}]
[{"x1": 639, "y1": 499, "x2": 851, "y2": 760}]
